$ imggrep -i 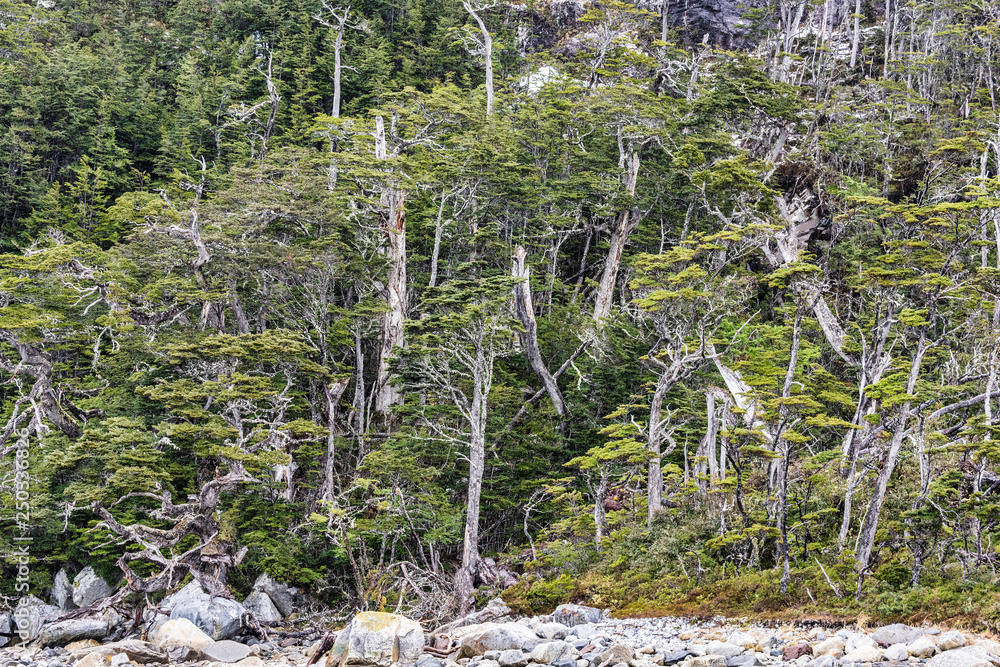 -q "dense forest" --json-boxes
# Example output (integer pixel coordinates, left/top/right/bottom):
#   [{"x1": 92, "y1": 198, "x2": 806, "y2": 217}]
[{"x1": 4, "y1": 0, "x2": 1000, "y2": 628}]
